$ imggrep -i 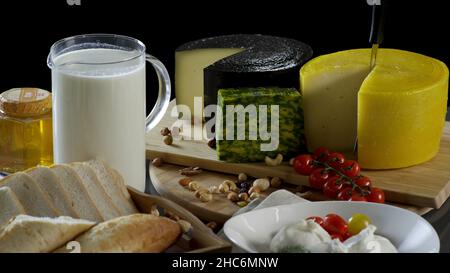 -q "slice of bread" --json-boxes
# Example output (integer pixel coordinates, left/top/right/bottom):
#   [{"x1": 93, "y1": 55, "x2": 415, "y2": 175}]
[
  {"x1": 0, "y1": 187, "x2": 26, "y2": 228},
  {"x1": 70, "y1": 163, "x2": 121, "y2": 220},
  {"x1": 84, "y1": 159, "x2": 137, "y2": 215},
  {"x1": 0, "y1": 173, "x2": 59, "y2": 217},
  {"x1": 55, "y1": 214, "x2": 181, "y2": 253},
  {"x1": 0, "y1": 215, "x2": 95, "y2": 253},
  {"x1": 50, "y1": 165, "x2": 103, "y2": 222},
  {"x1": 26, "y1": 167, "x2": 79, "y2": 219}
]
